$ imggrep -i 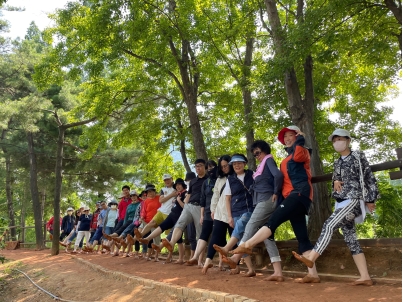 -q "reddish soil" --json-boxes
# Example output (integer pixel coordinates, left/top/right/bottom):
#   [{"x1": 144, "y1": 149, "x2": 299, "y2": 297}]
[{"x1": 1, "y1": 248, "x2": 401, "y2": 302}]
